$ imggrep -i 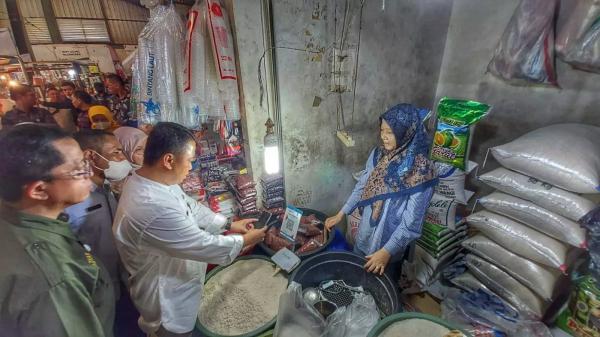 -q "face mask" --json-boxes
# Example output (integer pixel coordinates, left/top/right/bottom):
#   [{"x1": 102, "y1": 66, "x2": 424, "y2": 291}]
[
  {"x1": 131, "y1": 163, "x2": 142, "y2": 170},
  {"x1": 92, "y1": 121, "x2": 111, "y2": 130},
  {"x1": 92, "y1": 152, "x2": 133, "y2": 181}
]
